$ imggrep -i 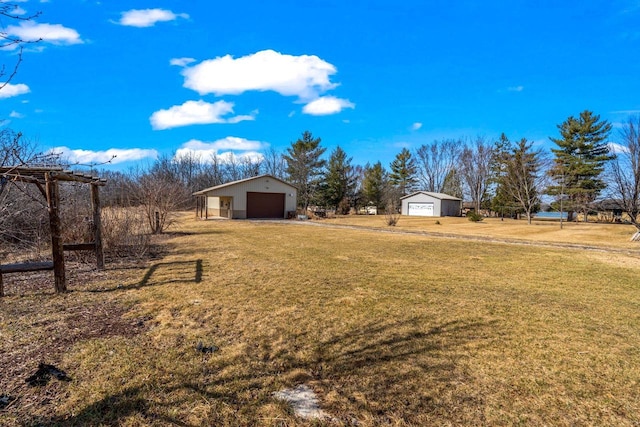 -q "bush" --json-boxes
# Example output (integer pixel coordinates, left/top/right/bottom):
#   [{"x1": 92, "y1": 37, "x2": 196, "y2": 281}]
[
  {"x1": 384, "y1": 202, "x2": 400, "y2": 226},
  {"x1": 101, "y1": 207, "x2": 151, "y2": 260},
  {"x1": 466, "y1": 211, "x2": 483, "y2": 222}
]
